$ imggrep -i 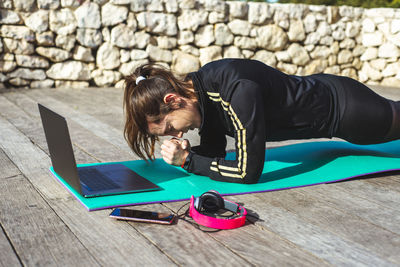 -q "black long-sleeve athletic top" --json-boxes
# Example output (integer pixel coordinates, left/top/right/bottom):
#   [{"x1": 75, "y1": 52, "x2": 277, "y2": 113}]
[{"x1": 184, "y1": 58, "x2": 338, "y2": 184}]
